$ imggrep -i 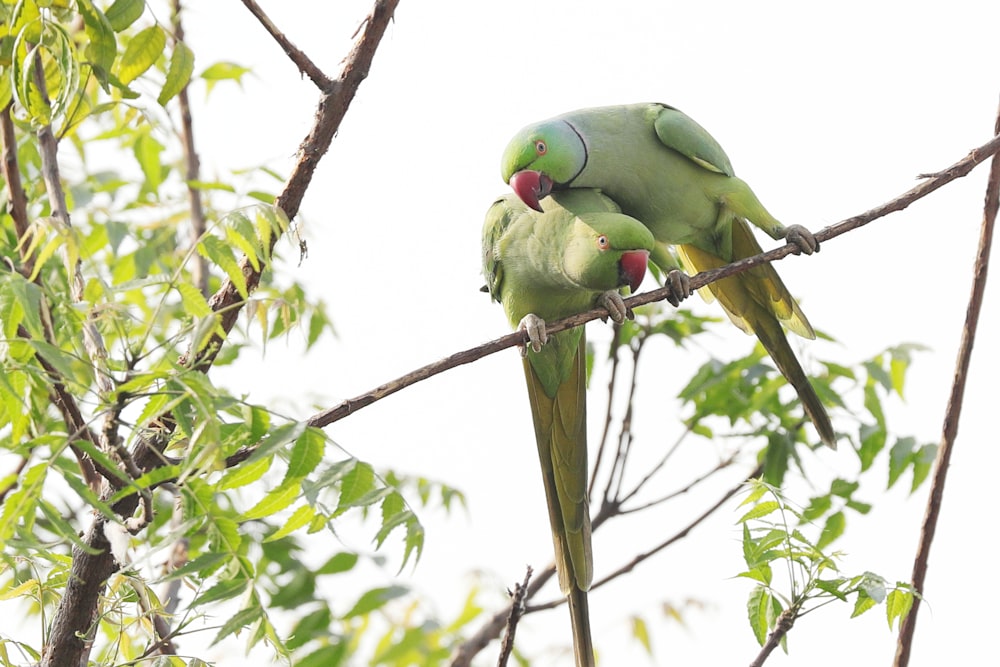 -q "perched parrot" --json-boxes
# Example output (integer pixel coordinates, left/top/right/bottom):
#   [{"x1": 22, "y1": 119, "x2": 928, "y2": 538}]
[
  {"x1": 482, "y1": 189, "x2": 654, "y2": 667},
  {"x1": 500, "y1": 103, "x2": 836, "y2": 449}
]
